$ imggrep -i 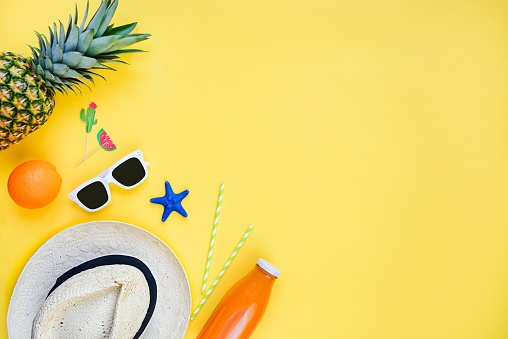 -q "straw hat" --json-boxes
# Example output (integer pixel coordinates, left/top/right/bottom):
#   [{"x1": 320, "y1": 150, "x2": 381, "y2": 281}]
[{"x1": 7, "y1": 221, "x2": 191, "y2": 339}]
